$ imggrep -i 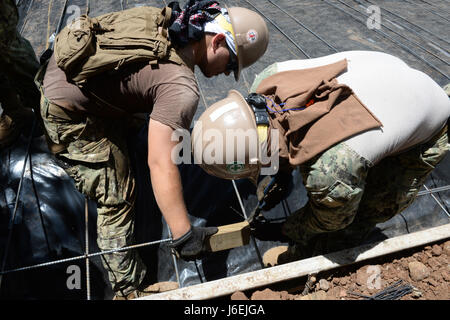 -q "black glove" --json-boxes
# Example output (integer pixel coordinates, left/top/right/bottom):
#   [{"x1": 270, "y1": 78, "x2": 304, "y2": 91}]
[
  {"x1": 256, "y1": 171, "x2": 293, "y2": 211},
  {"x1": 250, "y1": 220, "x2": 290, "y2": 242},
  {"x1": 169, "y1": 226, "x2": 218, "y2": 261}
]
